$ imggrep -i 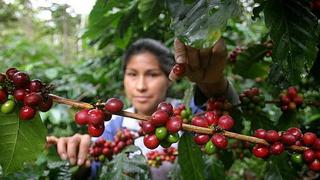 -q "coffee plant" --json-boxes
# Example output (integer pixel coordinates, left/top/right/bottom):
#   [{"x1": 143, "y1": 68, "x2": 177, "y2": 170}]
[{"x1": 1, "y1": 0, "x2": 320, "y2": 179}]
